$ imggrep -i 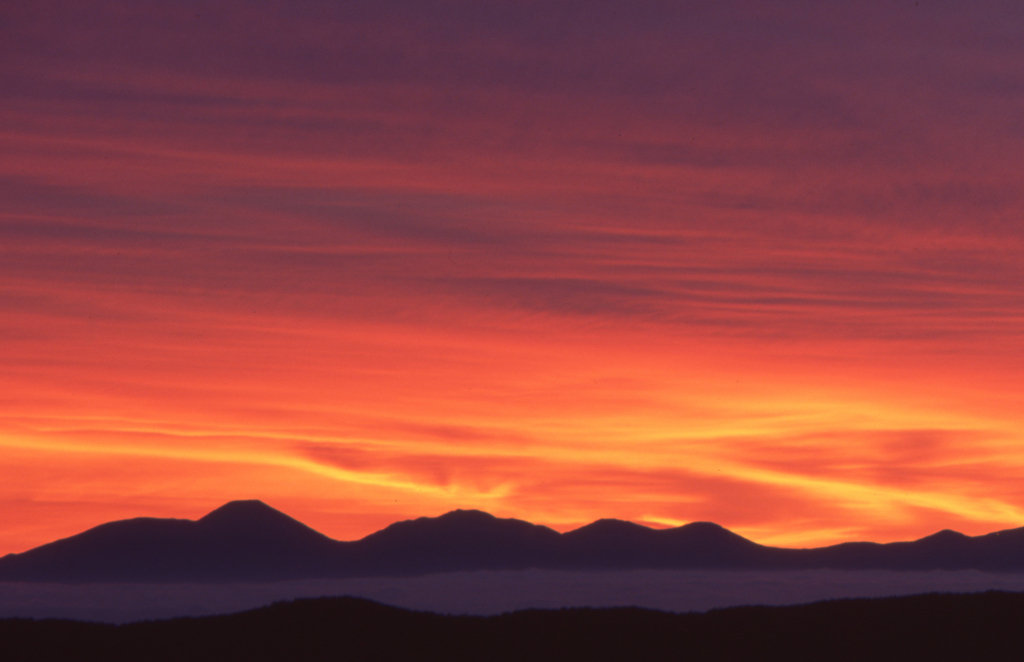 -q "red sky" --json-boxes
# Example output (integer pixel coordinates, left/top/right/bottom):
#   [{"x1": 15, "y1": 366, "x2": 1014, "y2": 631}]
[{"x1": 2, "y1": 1, "x2": 1024, "y2": 553}]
